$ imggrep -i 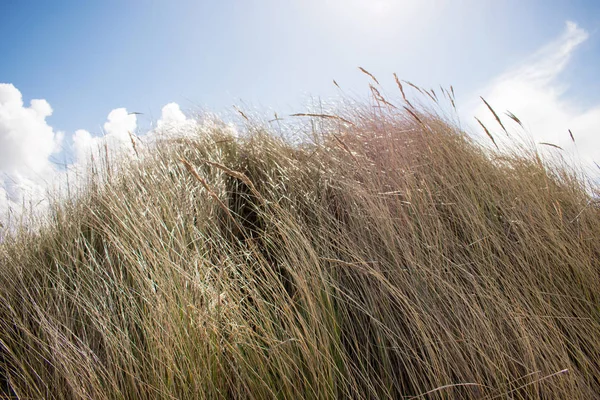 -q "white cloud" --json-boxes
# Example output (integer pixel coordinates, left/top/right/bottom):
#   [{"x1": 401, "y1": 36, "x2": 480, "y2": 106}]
[
  {"x1": 468, "y1": 21, "x2": 600, "y2": 174},
  {"x1": 71, "y1": 103, "x2": 206, "y2": 177},
  {"x1": 0, "y1": 83, "x2": 63, "y2": 222},
  {"x1": 0, "y1": 84, "x2": 212, "y2": 228},
  {"x1": 71, "y1": 108, "x2": 137, "y2": 170},
  {"x1": 0, "y1": 83, "x2": 63, "y2": 175},
  {"x1": 145, "y1": 103, "x2": 239, "y2": 143},
  {"x1": 153, "y1": 102, "x2": 198, "y2": 138},
  {"x1": 157, "y1": 103, "x2": 188, "y2": 128}
]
